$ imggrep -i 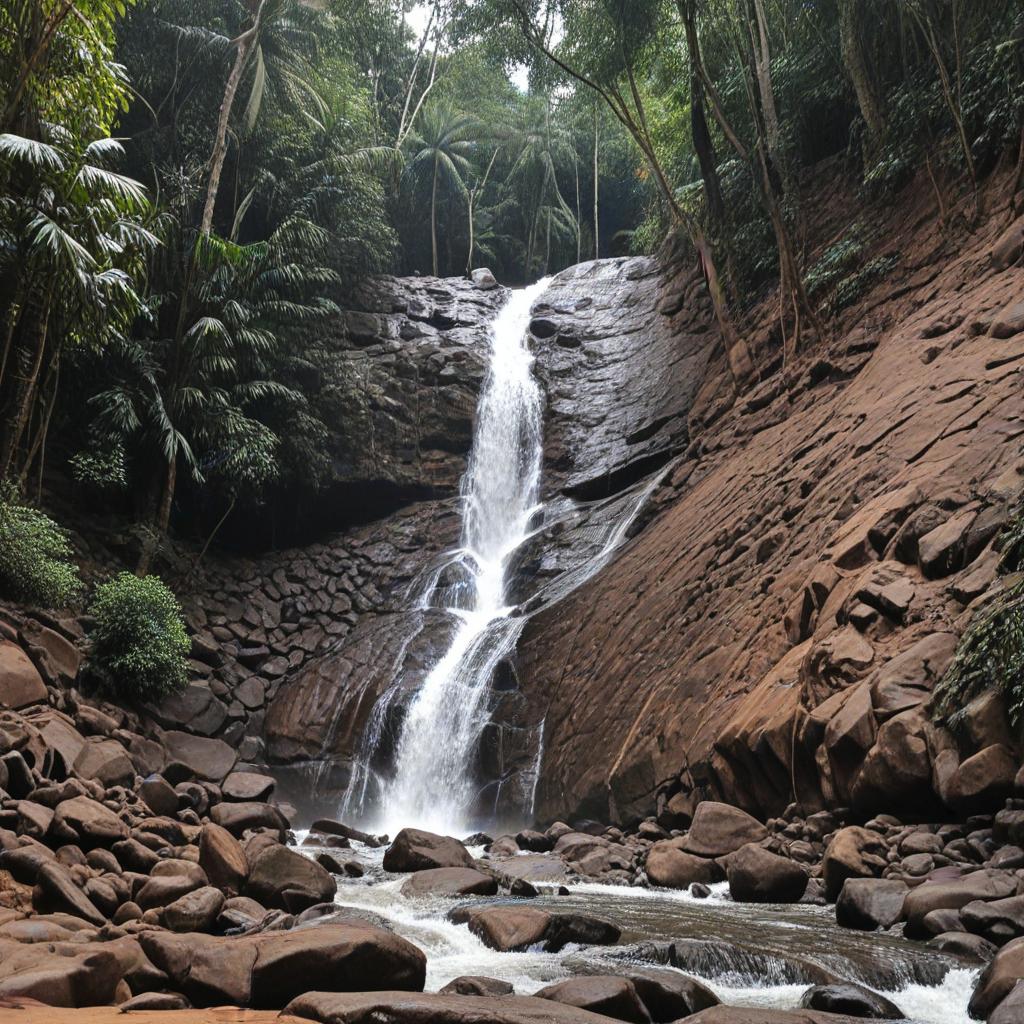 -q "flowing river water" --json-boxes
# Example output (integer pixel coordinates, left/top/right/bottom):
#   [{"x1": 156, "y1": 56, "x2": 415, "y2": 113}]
[{"x1": 321, "y1": 284, "x2": 979, "y2": 1023}]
